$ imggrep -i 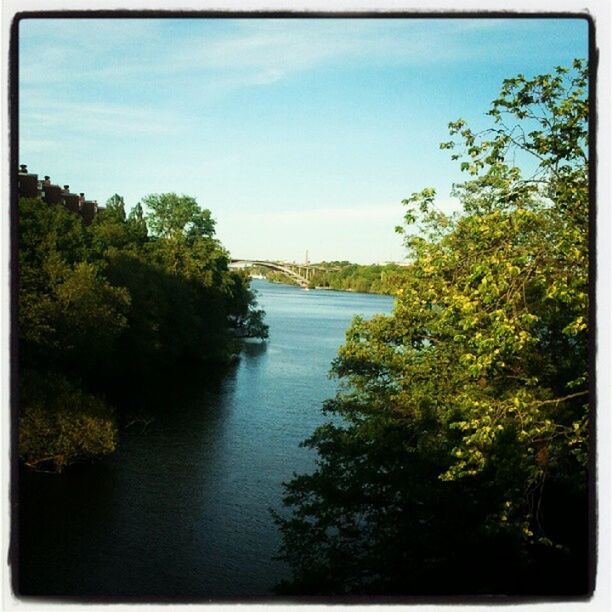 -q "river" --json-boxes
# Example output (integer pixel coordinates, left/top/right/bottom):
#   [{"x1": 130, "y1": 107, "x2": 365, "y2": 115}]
[{"x1": 17, "y1": 280, "x2": 394, "y2": 600}]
